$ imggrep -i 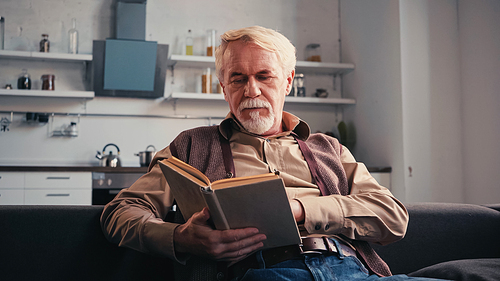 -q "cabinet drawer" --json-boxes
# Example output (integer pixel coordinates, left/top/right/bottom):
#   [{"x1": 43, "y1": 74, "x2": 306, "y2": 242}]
[
  {"x1": 24, "y1": 189, "x2": 91, "y2": 205},
  {"x1": 0, "y1": 189, "x2": 24, "y2": 205},
  {"x1": 25, "y1": 172, "x2": 91, "y2": 189},
  {"x1": 0, "y1": 172, "x2": 24, "y2": 189}
]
